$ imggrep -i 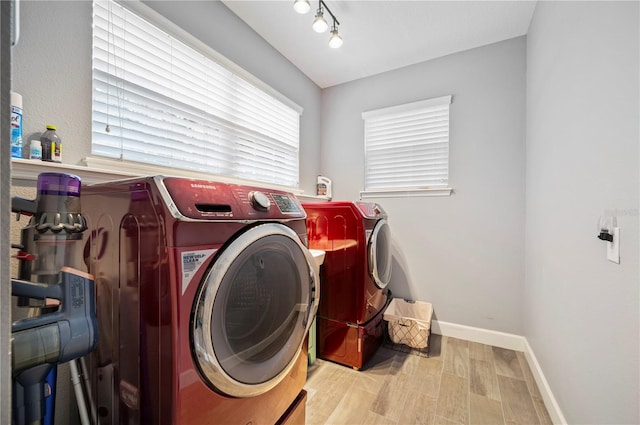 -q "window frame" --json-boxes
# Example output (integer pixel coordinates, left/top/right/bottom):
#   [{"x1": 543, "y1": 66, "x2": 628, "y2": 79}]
[{"x1": 360, "y1": 95, "x2": 453, "y2": 199}]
